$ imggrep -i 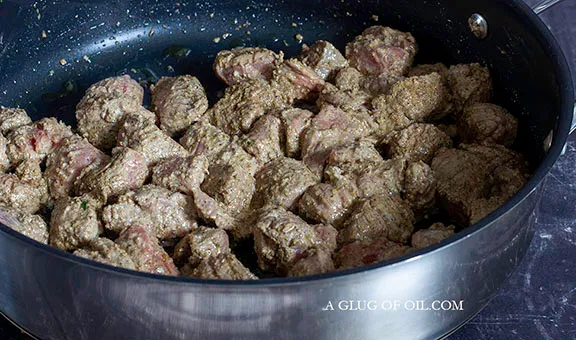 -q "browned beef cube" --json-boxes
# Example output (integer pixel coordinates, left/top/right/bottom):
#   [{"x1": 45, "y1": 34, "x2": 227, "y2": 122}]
[
  {"x1": 298, "y1": 40, "x2": 348, "y2": 81},
  {"x1": 447, "y1": 63, "x2": 492, "y2": 113},
  {"x1": 457, "y1": 103, "x2": 517, "y2": 147},
  {"x1": 411, "y1": 223, "x2": 455, "y2": 249},
  {"x1": 214, "y1": 47, "x2": 283, "y2": 86},
  {"x1": 386, "y1": 123, "x2": 452, "y2": 163},
  {"x1": 287, "y1": 248, "x2": 335, "y2": 277},
  {"x1": 335, "y1": 238, "x2": 411, "y2": 269},
  {"x1": 271, "y1": 58, "x2": 325, "y2": 102}
]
